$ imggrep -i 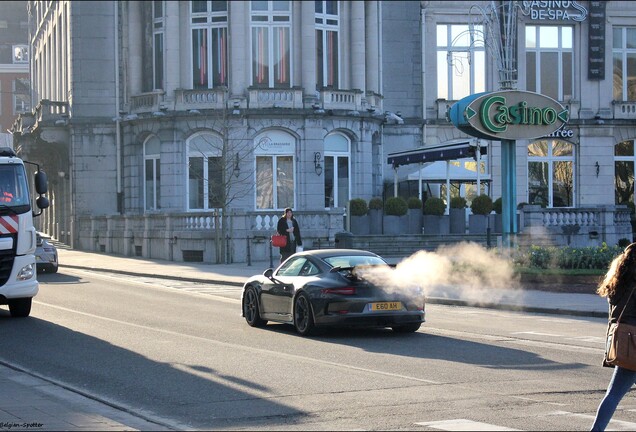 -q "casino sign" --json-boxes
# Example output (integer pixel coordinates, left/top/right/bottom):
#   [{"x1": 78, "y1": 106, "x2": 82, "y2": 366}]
[{"x1": 448, "y1": 90, "x2": 569, "y2": 141}]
